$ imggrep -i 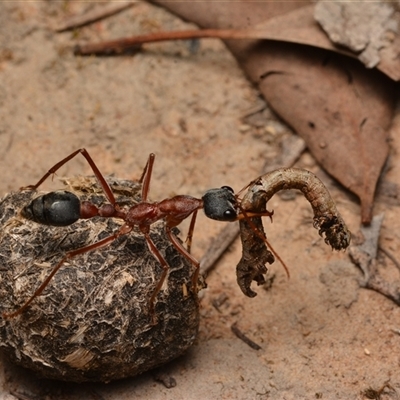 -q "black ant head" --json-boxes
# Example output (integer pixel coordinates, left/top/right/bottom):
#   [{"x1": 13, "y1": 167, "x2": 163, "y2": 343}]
[{"x1": 202, "y1": 186, "x2": 238, "y2": 222}]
